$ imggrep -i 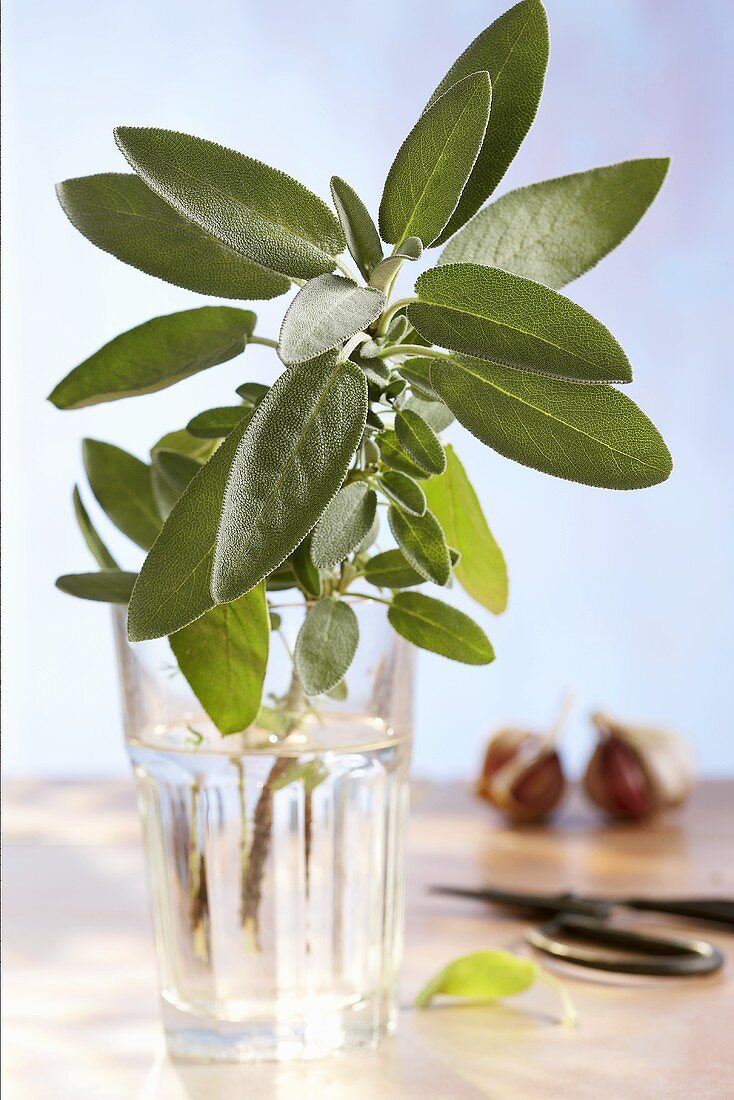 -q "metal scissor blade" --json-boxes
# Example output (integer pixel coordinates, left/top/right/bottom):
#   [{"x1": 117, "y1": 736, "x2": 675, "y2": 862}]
[{"x1": 429, "y1": 885, "x2": 612, "y2": 919}]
